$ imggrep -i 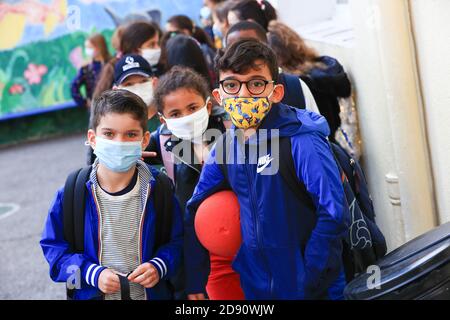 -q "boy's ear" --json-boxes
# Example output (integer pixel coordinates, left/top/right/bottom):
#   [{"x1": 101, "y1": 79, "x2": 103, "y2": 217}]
[
  {"x1": 212, "y1": 88, "x2": 222, "y2": 105},
  {"x1": 152, "y1": 77, "x2": 158, "y2": 88},
  {"x1": 142, "y1": 131, "x2": 151, "y2": 150},
  {"x1": 270, "y1": 83, "x2": 285, "y2": 104},
  {"x1": 206, "y1": 97, "x2": 213, "y2": 115},
  {"x1": 87, "y1": 129, "x2": 96, "y2": 149}
]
